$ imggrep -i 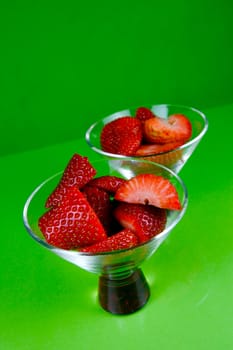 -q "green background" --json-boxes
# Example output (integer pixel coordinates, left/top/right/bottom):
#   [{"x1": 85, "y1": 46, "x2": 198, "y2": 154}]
[
  {"x1": 1, "y1": 1, "x2": 233, "y2": 350},
  {"x1": 1, "y1": 0, "x2": 233, "y2": 156}
]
